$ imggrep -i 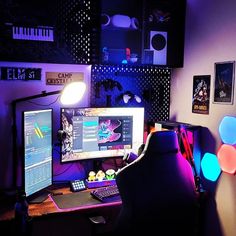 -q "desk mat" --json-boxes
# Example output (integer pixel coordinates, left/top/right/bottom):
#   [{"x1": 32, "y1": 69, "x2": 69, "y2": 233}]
[{"x1": 51, "y1": 191, "x2": 102, "y2": 209}]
